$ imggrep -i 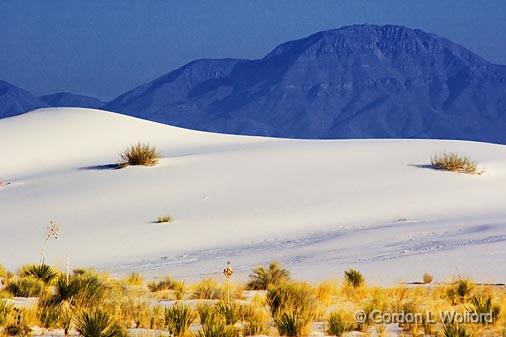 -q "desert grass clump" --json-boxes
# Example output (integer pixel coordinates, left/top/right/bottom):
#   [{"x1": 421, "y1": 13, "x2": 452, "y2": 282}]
[
  {"x1": 423, "y1": 272, "x2": 434, "y2": 284},
  {"x1": 247, "y1": 261, "x2": 290, "y2": 290},
  {"x1": 164, "y1": 303, "x2": 197, "y2": 337},
  {"x1": 119, "y1": 142, "x2": 160, "y2": 167},
  {"x1": 75, "y1": 310, "x2": 125, "y2": 337},
  {"x1": 156, "y1": 215, "x2": 172, "y2": 224},
  {"x1": 326, "y1": 311, "x2": 356, "y2": 337},
  {"x1": 192, "y1": 278, "x2": 223, "y2": 300},
  {"x1": 5, "y1": 277, "x2": 45, "y2": 297},
  {"x1": 124, "y1": 272, "x2": 143, "y2": 286},
  {"x1": 447, "y1": 279, "x2": 474, "y2": 305},
  {"x1": 344, "y1": 268, "x2": 365, "y2": 289},
  {"x1": 0, "y1": 299, "x2": 13, "y2": 326},
  {"x1": 267, "y1": 282, "x2": 318, "y2": 336},
  {"x1": 431, "y1": 152, "x2": 478, "y2": 174}
]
